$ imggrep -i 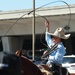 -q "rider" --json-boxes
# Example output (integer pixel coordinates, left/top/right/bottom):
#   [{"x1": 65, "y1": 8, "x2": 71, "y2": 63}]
[{"x1": 43, "y1": 20, "x2": 71, "y2": 75}]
